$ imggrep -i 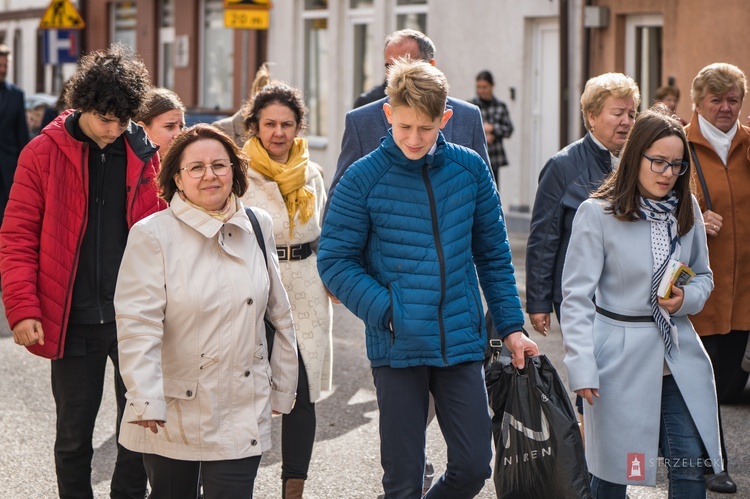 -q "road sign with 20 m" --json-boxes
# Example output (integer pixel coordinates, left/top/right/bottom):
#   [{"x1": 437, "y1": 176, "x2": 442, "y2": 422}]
[{"x1": 223, "y1": 0, "x2": 271, "y2": 29}]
